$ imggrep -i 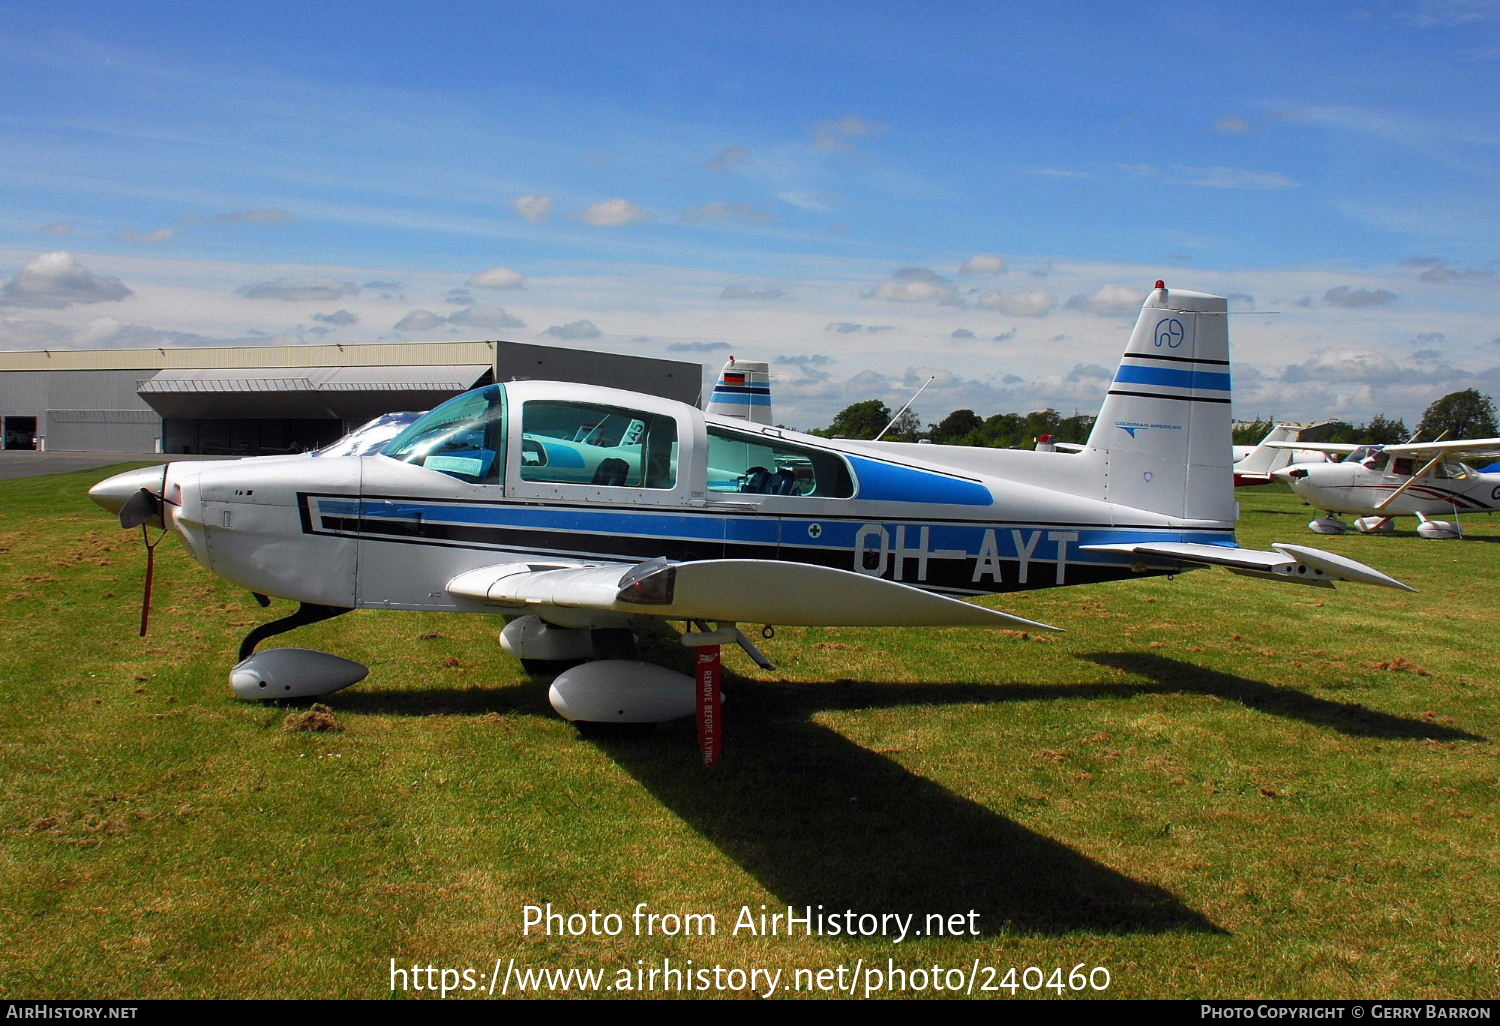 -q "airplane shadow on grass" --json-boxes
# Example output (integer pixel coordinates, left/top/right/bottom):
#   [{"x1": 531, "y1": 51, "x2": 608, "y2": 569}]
[
  {"x1": 341, "y1": 673, "x2": 1220, "y2": 937},
  {"x1": 1081, "y1": 653, "x2": 1487, "y2": 742},
  {"x1": 336, "y1": 648, "x2": 1481, "y2": 939}
]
